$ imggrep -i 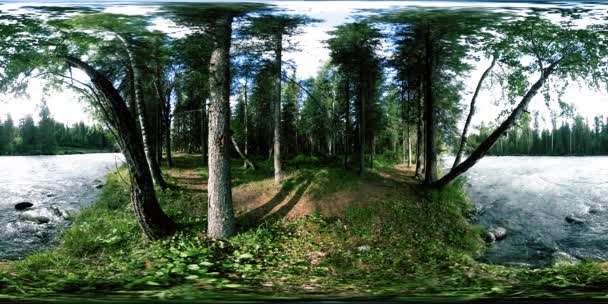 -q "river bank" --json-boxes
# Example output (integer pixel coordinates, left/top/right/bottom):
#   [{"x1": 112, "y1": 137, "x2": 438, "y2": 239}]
[
  {"x1": 0, "y1": 153, "x2": 123, "y2": 260},
  {"x1": 454, "y1": 156, "x2": 608, "y2": 267},
  {"x1": 1, "y1": 154, "x2": 608, "y2": 301},
  {"x1": 1, "y1": 146, "x2": 117, "y2": 156}
]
